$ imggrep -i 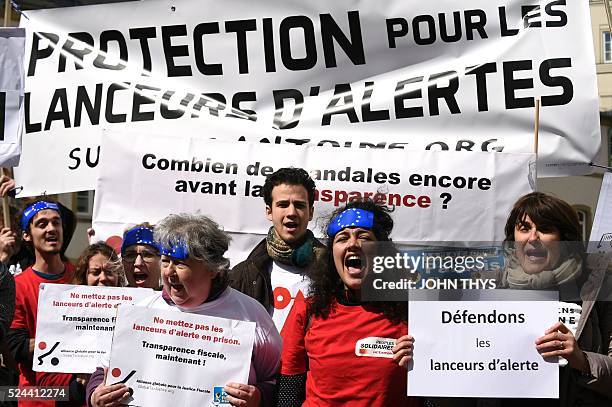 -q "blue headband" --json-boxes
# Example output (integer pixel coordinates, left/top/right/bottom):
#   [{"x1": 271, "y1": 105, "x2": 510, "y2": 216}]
[
  {"x1": 121, "y1": 226, "x2": 157, "y2": 254},
  {"x1": 327, "y1": 208, "x2": 375, "y2": 237},
  {"x1": 159, "y1": 241, "x2": 189, "y2": 260},
  {"x1": 21, "y1": 201, "x2": 60, "y2": 231}
]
